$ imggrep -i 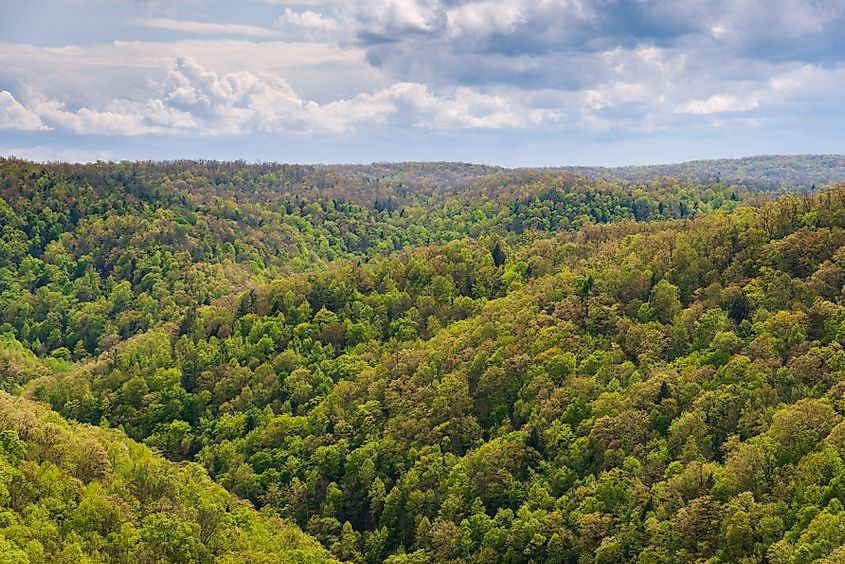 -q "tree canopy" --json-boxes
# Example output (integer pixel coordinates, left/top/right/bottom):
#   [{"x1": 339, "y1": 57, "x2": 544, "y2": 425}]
[{"x1": 2, "y1": 157, "x2": 845, "y2": 562}]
